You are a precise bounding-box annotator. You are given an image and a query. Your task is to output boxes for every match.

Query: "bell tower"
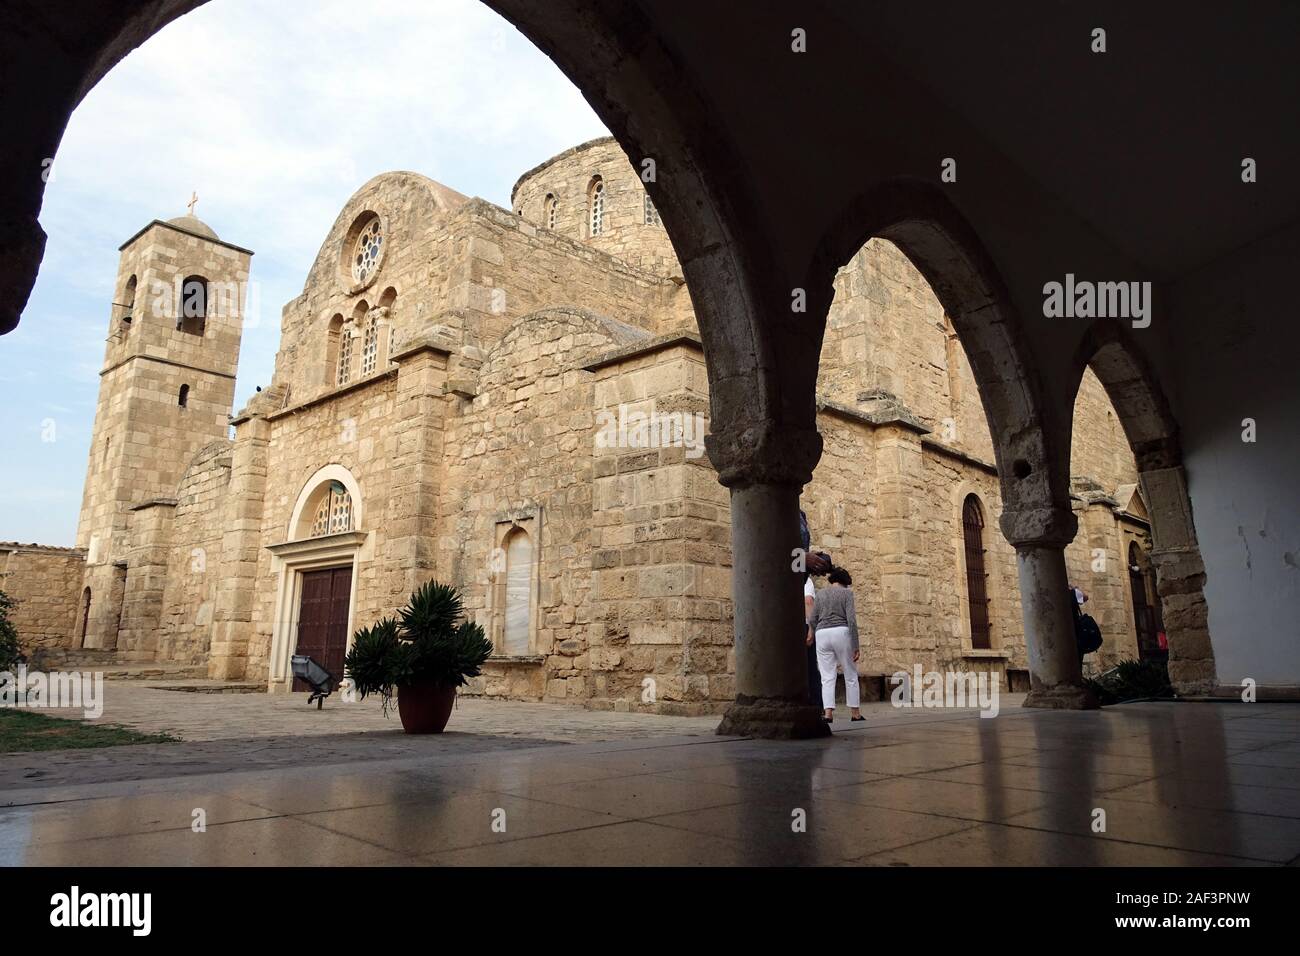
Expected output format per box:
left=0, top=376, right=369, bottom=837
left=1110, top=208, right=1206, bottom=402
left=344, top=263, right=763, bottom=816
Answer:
left=74, top=207, right=253, bottom=650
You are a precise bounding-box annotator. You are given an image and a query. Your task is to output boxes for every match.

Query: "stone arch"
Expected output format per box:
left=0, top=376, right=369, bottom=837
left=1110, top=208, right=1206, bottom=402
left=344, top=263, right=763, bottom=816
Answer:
left=476, top=305, right=648, bottom=375
left=288, top=464, right=364, bottom=542
left=1068, top=320, right=1215, bottom=693
left=811, top=179, right=1062, bottom=523
left=811, top=180, right=1094, bottom=710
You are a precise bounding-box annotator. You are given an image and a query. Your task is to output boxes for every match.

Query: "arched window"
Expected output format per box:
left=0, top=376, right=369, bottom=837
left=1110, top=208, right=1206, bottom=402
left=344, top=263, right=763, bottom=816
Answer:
left=502, top=528, right=533, bottom=656
left=77, top=587, right=92, bottom=648
left=337, top=325, right=354, bottom=385
left=119, top=275, right=137, bottom=327
left=309, top=481, right=354, bottom=537
left=178, top=383, right=190, bottom=408
left=324, top=313, right=345, bottom=387
left=962, top=494, right=992, bottom=649
left=544, top=194, right=557, bottom=230
left=643, top=192, right=659, bottom=226
left=179, top=275, right=208, bottom=335
left=361, top=314, right=379, bottom=376
left=588, top=177, right=605, bottom=236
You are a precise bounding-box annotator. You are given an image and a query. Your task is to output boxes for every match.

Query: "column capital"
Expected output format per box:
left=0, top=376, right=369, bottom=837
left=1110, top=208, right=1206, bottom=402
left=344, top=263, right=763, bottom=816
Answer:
left=999, top=506, right=1077, bottom=548
left=704, top=421, right=822, bottom=488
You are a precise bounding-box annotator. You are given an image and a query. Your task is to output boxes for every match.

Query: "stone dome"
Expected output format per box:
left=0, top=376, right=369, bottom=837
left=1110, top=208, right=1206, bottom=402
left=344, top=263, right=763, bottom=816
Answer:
left=165, top=213, right=219, bottom=241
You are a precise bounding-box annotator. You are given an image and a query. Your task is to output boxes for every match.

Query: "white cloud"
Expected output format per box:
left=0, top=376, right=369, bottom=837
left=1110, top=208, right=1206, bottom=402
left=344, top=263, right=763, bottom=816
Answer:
left=2, top=0, right=609, bottom=545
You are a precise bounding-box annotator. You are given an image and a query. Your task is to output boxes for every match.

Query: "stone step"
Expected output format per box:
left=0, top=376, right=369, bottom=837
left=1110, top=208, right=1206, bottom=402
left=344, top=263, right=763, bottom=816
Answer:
left=146, top=681, right=264, bottom=695
left=100, top=666, right=209, bottom=681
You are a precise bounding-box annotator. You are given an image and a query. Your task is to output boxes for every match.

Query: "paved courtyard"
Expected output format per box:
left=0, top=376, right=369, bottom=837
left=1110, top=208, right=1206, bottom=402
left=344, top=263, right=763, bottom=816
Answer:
left=19, top=680, right=723, bottom=743
left=2, top=695, right=1297, bottom=866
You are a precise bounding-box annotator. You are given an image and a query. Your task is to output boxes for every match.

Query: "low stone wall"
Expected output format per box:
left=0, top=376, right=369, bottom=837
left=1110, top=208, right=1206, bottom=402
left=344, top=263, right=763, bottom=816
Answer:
left=0, top=543, right=86, bottom=656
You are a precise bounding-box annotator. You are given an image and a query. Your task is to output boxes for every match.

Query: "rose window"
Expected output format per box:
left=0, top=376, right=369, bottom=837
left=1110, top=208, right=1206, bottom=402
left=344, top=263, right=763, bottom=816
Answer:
left=352, top=218, right=383, bottom=283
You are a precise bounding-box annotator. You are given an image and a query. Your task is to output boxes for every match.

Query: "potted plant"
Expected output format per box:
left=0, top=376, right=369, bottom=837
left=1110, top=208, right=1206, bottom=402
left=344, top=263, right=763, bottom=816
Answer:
left=344, top=580, right=493, bottom=733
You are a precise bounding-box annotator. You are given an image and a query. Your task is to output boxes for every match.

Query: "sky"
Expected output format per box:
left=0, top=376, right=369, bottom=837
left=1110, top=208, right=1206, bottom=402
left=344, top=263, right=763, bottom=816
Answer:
left=0, top=0, right=609, bottom=546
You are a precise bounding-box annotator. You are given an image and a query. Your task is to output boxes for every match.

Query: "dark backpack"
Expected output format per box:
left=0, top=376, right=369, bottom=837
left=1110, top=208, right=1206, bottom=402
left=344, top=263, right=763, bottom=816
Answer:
left=799, top=509, right=833, bottom=576
left=1074, top=606, right=1103, bottom=654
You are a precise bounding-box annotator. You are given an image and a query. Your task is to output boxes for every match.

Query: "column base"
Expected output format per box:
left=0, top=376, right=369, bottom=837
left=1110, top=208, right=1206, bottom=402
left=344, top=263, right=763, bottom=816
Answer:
left=716, top=695, right=832, bottom=739
left=1023, top=682, right=1099, bottom=710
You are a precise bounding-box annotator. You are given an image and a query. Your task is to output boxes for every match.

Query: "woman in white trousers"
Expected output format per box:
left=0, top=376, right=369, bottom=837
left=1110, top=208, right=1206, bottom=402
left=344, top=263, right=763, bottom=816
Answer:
left=807, top=566, right=863, bottom=723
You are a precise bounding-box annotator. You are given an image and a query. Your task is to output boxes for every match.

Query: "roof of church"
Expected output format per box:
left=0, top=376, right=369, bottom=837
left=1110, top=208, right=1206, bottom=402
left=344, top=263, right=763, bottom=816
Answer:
left=165, top=213, right=219, bottom=240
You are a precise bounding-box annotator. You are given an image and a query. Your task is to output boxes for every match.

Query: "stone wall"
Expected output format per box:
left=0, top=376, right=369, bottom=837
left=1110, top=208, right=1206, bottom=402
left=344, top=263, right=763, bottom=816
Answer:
left=438, top=309, right=632, bottom=702
left=0, top=544, right=85, bottom=655
left=246, top=372, right=401, bottom=685
left=819, top=239, right=998, bottom=462
left=152, top=442, right=233, bottom=665
left=1071, top=367, right=1140, bottom=492
left=511, top=136, right=682, bottom=278
left=586, top=336, right=729, bottom=714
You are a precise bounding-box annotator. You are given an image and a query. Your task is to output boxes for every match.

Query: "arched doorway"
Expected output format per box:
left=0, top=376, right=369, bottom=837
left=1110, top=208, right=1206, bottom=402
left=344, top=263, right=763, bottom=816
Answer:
left=1070, top=323, right=1214, bottom=692
left=1128, top=541, right=1166, bottom=663
left=266, top=466, right=367, bottom=692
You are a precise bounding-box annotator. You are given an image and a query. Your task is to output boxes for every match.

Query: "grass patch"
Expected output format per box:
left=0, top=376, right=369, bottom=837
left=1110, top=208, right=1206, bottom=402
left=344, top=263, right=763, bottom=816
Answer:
left=0, top=709, right=178, bottom=753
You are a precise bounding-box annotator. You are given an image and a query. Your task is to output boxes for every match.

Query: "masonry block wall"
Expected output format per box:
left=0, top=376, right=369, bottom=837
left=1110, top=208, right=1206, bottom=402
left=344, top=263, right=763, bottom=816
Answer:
left=0, top=139, right=1160, bottom=711
left=442, top=309, right=624, bottom=702
left=0, top=545, right=85, bottom=657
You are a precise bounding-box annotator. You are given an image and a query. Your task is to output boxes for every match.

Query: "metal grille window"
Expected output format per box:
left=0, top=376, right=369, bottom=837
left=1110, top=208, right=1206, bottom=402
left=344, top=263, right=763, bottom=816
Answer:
left=310, top=483, right=353, bottom=537
left=589, top=179, right=604, bottom=236
left=337, top=324, right=353, bottom=385
left=643, top=192, right=659, bottom=226
left=545, top=194, right=557, bottom=230
left=361, top=315, right=379, bottom=376
left=962, top=494, right=992, bottom=650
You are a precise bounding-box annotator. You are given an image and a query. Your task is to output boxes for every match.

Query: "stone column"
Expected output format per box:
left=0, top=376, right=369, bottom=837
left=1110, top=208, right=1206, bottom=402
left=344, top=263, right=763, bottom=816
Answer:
left=711, top=423, right=829, bottom=738
left=1140, top=465, right=1216, bottom=694
left=1002, top=506, right=1098, bottom=709
left=388, top=332, right=453, bottom=603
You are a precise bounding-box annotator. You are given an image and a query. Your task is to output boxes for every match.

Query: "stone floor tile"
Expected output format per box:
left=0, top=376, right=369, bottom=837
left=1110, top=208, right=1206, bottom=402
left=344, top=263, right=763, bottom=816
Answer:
left=13, top=815, right=402, bottom=866
left=859, top=823, right=1276, bottom=867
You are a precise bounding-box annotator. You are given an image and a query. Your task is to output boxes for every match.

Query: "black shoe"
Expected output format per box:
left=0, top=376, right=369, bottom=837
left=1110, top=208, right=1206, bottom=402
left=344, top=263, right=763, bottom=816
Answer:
left=851, top=716, right=865, bottom=722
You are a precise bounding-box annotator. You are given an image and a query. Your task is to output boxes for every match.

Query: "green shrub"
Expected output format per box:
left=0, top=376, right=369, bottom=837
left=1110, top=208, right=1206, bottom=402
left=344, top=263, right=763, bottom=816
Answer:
left=344, top=580, right=492, bottom=714
left=1085, top=658, right=1174, bottom=705
left=0, top=589, right=24, bottom=673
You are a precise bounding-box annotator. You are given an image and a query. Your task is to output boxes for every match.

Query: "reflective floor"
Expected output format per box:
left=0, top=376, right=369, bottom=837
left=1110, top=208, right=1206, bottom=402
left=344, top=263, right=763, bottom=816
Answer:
left=3, top=702, right=1297, bottom=866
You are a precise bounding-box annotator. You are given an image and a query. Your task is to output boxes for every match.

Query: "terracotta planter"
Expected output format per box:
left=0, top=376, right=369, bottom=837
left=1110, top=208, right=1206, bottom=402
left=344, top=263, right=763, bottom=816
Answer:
left=396, top=679, right=457, bottom=734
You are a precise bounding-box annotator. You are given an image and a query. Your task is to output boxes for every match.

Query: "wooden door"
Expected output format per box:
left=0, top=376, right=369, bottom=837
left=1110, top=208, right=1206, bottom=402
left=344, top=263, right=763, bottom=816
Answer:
left=293, top=566, right=353, bottom=691
left=1129, top=544, right=1165, bottom=661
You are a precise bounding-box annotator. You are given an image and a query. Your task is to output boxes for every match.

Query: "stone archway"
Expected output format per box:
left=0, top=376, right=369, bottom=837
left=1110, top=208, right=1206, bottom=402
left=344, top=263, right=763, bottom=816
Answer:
left=1070, top=321, right=1216, bottom=694
left=809, top=180, right=1091, bottom=710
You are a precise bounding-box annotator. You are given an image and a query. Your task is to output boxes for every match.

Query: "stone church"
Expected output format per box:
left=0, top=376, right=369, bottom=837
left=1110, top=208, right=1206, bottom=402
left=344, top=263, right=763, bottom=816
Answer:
left=1, top=137, right=1164, bottom=714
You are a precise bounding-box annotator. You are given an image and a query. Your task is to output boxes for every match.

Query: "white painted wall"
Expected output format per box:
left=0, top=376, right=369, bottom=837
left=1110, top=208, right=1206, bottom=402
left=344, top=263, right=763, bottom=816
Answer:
left=1165, top=222, right=1300, bottom=688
